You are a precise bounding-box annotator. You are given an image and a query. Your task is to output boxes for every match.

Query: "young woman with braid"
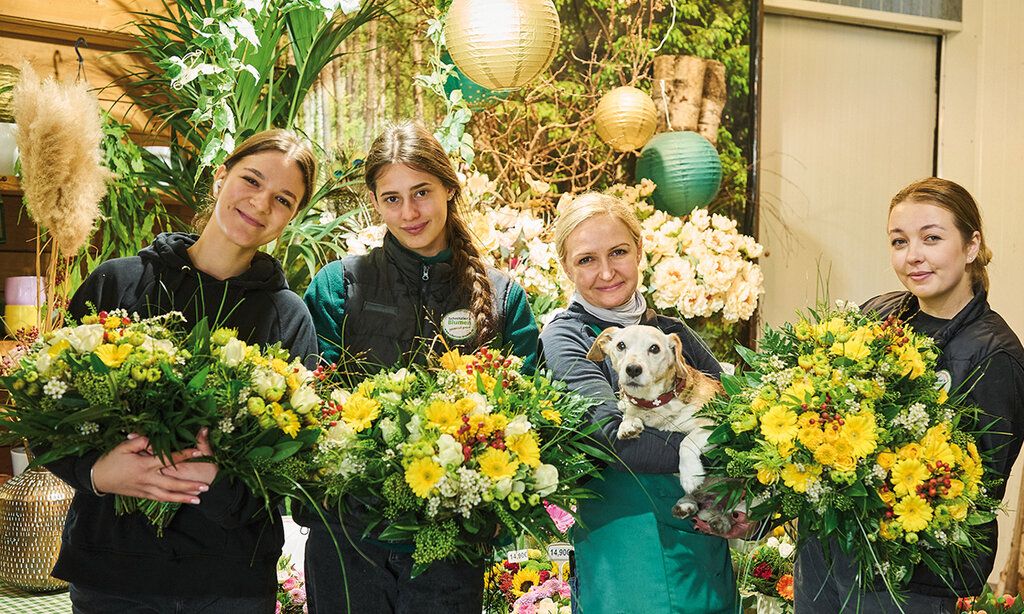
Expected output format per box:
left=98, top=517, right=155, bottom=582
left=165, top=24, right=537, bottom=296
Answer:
left=300, top=121, right=539, bottom=613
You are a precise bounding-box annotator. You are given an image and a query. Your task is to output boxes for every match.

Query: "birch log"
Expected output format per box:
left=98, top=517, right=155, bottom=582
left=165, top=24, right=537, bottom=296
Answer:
left=652, top=55, right=705, bottom=133
left=697, top=60, right=726, bottom=146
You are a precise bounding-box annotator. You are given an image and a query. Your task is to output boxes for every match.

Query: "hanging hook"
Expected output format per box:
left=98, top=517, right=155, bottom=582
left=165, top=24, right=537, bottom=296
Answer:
left=74, top=37, right=87, bottom=83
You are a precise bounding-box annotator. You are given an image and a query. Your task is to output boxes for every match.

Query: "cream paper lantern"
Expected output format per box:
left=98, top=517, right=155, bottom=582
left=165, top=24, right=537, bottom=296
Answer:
left=594, top=86, right=658, bottom=152
left=444, top=0, right=561, bottom=91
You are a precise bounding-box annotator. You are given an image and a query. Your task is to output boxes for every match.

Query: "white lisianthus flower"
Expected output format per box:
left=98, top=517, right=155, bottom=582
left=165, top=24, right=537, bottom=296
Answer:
left=379, top=417, right=401, bottom=445
left=290, top=385, right=319, bottom=415
left=533, top=464, right=559, bottom=496
left=435, top=434, right=464, bottom=468
left=330, top=388, right=350, bottom=406
left=35, top=352, right=53, bottom=374
left=67, top=324, right=104, bottom=353
left=537, top=600, right=559, bottom=614
left=220, top=337, right=247, bottom=367
left=778, top=542, right=795, bottom=559
left=505, top=414, right=533, bottom=438
left=493, top=478, right=513, bottom=499
left=326, top=420, right=355, bottom=445
left=406, top=414, right=423, bottom=442
left=255, top=370, right=286, bottom=398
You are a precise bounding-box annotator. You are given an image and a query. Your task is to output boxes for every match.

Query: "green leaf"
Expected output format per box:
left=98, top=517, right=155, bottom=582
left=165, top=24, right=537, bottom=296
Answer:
left=187, top=365, right=211, bottom=389
left=270, top=440, right=304, bottom=462
left=247, top=446, right=274, bottom=461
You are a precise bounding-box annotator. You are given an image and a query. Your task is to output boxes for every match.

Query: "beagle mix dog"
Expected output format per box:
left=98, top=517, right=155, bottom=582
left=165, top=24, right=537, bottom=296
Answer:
left=588, top=324, right=732, bottom=530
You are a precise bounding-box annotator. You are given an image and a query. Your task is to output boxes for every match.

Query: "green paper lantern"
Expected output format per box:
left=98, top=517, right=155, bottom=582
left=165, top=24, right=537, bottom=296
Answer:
left=635, top=131, right=722, bottom=216
left=441, top=52, right=509, bottom=109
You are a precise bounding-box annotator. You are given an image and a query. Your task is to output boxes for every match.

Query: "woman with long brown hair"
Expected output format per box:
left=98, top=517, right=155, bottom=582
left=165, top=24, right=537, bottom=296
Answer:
left=300, top=121, right=539, bottom=613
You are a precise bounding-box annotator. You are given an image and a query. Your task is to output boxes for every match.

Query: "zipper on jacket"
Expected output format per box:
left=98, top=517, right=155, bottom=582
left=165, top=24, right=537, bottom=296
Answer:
left=421, top=265, right=429, bottom=282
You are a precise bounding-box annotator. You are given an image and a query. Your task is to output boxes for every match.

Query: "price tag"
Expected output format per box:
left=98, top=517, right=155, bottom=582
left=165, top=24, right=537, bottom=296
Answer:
left=547, top=542, right=573, bottom=562
left=506, top=549, right=529, bottom=564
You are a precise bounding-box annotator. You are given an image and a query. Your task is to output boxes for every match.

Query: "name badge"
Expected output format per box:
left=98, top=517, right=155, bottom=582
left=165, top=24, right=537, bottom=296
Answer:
left=935, top=369, right=952, bottom=392
left=441, top=309, right=476, bottom=342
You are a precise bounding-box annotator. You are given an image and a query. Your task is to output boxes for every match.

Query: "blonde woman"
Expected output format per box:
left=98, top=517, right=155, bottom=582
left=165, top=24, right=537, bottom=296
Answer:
left=539, top=193, right=736, bottom=613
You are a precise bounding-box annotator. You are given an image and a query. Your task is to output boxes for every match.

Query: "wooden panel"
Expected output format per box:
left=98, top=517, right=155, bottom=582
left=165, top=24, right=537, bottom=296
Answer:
left=758, top=15, right=938, bottom=328
left=0, top=0, right=169, bottom=37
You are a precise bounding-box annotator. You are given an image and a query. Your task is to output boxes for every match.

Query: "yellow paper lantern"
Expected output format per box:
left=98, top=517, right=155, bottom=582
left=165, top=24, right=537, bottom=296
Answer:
left=594, top=86, right=658, bottom=152
left=445, top=0, right=561, bottom=91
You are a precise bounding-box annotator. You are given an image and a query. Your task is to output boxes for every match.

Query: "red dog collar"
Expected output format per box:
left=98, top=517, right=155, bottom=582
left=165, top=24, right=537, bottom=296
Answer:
left=624, top=377, right=686, bottom=409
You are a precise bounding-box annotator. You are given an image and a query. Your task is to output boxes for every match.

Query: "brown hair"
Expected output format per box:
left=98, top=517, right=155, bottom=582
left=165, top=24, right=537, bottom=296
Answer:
left=193, top=129, right=318, bottom=233
left=890, top=177, right=991, bottom=291
left=553, top=192, right=643, bottom=266
left=364, top=121, right=497, bottom=343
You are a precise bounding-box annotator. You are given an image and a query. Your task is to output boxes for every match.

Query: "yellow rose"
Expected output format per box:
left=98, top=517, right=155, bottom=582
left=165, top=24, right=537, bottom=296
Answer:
left=943, top=479, right=965, bottom=500
left=876, top=451, right=896, bottom=470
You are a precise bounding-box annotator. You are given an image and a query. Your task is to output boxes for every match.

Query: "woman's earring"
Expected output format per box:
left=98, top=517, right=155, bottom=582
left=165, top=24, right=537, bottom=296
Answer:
left=214, top=180, right=222, bottom=195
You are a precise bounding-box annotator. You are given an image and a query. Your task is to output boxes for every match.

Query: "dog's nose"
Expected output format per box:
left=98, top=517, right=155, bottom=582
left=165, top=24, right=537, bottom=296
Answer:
left=625, top=364, right=643, bottom=378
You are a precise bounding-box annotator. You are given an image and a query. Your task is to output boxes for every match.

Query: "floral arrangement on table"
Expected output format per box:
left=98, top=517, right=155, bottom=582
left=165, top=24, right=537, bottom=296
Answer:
left=700, top=301, right=1000, bottom=594
left=0, top=311, right=324, bottom=532
left=733, top=527, right=795, bottom=613
left=957, top=587, right=1022, bottom=613
left=276, top=555, right=308, bottom=614
left=483, top=546, right=572, bottom=613
left=304, top=348, right=601, bottom=575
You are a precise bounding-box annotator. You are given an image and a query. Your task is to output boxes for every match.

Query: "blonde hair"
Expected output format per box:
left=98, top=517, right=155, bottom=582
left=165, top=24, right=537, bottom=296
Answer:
left=890, top=177, right=991, bottom=292
left=193, top=129, right=318, bottom=233
left=554, top=192, right=643, bottom=266
left=364, top=121, right=497, bottom=343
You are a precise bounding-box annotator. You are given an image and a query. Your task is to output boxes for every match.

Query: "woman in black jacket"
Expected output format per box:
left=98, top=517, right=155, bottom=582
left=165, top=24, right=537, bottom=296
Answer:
left=47, top=129, right=319, bottom=613
left=795, top=177, right=1024, bottom=613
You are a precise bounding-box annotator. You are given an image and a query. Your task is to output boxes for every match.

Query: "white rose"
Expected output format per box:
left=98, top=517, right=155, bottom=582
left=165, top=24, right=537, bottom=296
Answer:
left=220, top=337, right=246, bottom=368
left=69, top=324, right=105, bottom=353
left=434, top=434, right=464, bottom=468
left=255, top=370, right=286, bottom=397
left=379, top=417, right=400, bottom=444
left=330, top=388, right=350, bottom=406
left=505, top=415, right=533, bottom=438
left=766, top=536, right=780, bottom=549
left=493, top=478, right=513, bottom=499
left=290, top=385, right=320, bottom=415
left=537, top=600, right=558, bottom=614
left=35, top=352, right=53, bottom=374
left=778, top=542, right=795, bottom=559
left=533, top=464, right=559, bottom=496
left=326, top=420, right=355, bottom=445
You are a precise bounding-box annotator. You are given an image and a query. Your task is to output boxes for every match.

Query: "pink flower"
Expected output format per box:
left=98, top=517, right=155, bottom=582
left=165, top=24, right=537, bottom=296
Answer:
left=290, top=587, right=306, bottom=604
left=544, top=503, right=575, bottom=533
left=275, top=601, right=282, bottom=614
left=282, top=577, right=298, bottom=591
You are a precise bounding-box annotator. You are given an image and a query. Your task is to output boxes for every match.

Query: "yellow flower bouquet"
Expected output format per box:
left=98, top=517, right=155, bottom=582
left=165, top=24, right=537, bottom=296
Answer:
left=0, top=310, right=324, bottom=532
left=305, top=348, right=602, bottom=575
left=700, top=301, right=1000, bottom=592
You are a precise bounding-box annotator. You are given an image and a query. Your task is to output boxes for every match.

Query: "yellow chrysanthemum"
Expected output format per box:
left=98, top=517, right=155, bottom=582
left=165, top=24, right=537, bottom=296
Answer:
left=961, top=455, right=983, bottom=490
left=275, top=410, right=301, bottom=437
left=894, top=495, right=933, bottom=532
left=512, top=567, right=541, bottom=597
left=840, top=413, right=877, bottom=458
left=465, top=372, right=497, bottom=393
left=813, top=317, right=849, bottom=340
left=342, top=393, right=380, bottom=433
left=94, top=343, right=132, bottom=368
left=477, top=448, right=519, bottom=480
left=270, top=358, right=290, bottom=376
left=438, top=349, right=473, bottom=373
left=756, top=465, right=780, bottom=485
left=945, top=500, right=969, bottom=521
left=797, top=426, right=824, bottom=451
left=781, top=463, right=822, bottom=493
left=750, top=396, right=771, bottom=415
left=813, top=443, right=838, bottom=467
left=485, top=413, right=510, bottom=434
left=425, top=400, right=462, bottom=434
left=541, top=409, right=562, bottom=425
left=920, top=425, right=956, bottom=468
left=894, top=343, right=926, bottom=379
left=405, top=457, right=444, bottom=498
left=775, top=439, right=795, bottom=459
left=890, top=459, right=930, bottom=497
left=782, top=379, right=815, bottom=405
left=507, top=433, right=541, bottom=468
left=455, top=397, right=477, bottom=416
left=937, top=387, right=949, bottom=405
left=356, top=380, right=376, bottom=396
left=760, top=406, right=799, bottom=445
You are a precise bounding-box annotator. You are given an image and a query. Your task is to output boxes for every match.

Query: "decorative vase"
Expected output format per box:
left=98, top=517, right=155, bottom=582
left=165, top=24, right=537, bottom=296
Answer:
left=634, top=130, right=722, bottom=216
left=594, top=86, right=658, bottom=152
left=4, top=275, right=45, bottom=306
left=0, top=466, right=74, bottom=591
left=444, top=0, right=561, bottom=91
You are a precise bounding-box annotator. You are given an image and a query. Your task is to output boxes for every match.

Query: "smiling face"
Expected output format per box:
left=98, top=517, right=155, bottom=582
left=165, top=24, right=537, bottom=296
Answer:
left=562, top=214, right=642, bottom=309
left=888, top=200, right=980, bottom=317
left=370, top=163, right=452, bottom=257
left=209, top=151, right=305, bottom=249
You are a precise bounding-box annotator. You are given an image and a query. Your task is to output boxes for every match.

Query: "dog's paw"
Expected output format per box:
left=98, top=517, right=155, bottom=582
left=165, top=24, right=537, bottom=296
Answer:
left=679, top=473, right=706, bottom=494
left=616, top=420, right=644, bottom=440
left=672, top=497, right=699, bottom=519
left=698, top=509, right=735, bottom=536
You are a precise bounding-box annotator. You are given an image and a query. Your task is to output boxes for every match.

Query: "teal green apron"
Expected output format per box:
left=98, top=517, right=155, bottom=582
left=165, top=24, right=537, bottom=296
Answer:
left=573, top=470, right=737, bottom=614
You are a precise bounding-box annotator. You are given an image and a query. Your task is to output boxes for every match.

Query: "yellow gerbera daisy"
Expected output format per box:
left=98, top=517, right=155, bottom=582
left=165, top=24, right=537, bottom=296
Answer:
left=405, top=457, right=444, bottom=498
left=477, top=448, right=519, bottom=480
left=890, top=458, right=930, bottom=497
left=507, top=433, right=541, bottom=468
left=893, top=495, right=933, bottom=532
left=781, top=463, right=821, bottom=493
left=840, top=413, right=877, bottom=458
left=425, top=400, right=461, bottom=434
left=760, top=406, right=799, bottom=446
left=541, top=409, right=562, bottom=425
left=341, top=393, right=380, bottom=433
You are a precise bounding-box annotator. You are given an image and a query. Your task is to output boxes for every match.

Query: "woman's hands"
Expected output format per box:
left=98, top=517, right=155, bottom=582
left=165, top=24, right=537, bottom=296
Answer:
left=90, top=429, right=218, bottom=504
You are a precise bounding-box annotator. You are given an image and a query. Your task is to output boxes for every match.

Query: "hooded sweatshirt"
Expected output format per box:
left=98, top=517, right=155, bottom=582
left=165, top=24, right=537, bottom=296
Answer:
left=46, top=232, right=317, bottom=598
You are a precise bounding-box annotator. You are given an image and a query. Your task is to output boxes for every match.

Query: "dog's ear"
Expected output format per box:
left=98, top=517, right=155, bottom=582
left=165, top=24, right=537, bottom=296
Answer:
left=670, top=333, right=690, bottom=384
left=587, top=328, right=616, bottom=362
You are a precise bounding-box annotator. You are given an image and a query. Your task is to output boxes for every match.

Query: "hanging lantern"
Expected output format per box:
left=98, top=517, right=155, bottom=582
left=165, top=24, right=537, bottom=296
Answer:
left=444, top=0, right=561, bottom=91
left=441, top=52, right=509, bottom=109
left=594, top=86, right=658, bottom=152
left=635, top=131, right=722, bottom=216
left=0, top=467, right=74, bottom=591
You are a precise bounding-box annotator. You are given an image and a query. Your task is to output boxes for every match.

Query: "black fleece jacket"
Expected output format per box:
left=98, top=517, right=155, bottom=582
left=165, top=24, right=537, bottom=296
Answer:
left=46, top=232, right=317, bottom=598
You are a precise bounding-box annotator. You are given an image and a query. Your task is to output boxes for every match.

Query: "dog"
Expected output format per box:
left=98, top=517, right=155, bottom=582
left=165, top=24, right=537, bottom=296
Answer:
left=587, top=324, right=734, bottom=532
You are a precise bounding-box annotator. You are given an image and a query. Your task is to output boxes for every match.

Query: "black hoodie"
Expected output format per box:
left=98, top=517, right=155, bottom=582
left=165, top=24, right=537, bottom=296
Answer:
left=46, top=232, right=317, bottom=598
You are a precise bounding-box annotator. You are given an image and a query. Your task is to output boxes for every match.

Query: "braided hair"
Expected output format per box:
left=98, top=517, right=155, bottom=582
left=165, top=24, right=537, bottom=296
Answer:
left=364, top=121, right=497, bottom=344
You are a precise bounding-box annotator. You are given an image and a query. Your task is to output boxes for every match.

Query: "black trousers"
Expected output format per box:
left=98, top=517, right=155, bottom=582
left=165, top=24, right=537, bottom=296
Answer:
left=70, top=583, right=275, bottom=614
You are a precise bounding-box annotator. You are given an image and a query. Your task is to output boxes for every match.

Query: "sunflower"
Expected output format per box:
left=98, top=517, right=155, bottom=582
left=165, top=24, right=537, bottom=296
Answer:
left=760, top=405, right=799, bottom=446
left=341, top=394, right=380, bottom=433
left=405, top=457, right=444, bottom=498
left=511, top=567, right=540, bottom=597
left=840, top=412, right=878, bottom=458
left=890, top=458, right=930, bottom=497
left=893, top=495, right=933, bottom=532
left=477, top=448, right=519, bottom=480
left=507, top=433, right=541, bottom=468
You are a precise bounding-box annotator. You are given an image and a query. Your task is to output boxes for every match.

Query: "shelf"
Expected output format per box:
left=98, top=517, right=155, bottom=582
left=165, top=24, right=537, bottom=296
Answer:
left=0, top=177, right=19, bottom=196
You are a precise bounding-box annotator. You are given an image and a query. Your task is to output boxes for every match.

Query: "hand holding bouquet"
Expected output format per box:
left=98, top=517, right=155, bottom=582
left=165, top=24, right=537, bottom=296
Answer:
left=700, top=301, right=1000, bottom=592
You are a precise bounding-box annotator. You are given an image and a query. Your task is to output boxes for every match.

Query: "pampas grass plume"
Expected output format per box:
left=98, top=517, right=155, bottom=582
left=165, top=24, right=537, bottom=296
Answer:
left=13, top=63, right=108, bottom=255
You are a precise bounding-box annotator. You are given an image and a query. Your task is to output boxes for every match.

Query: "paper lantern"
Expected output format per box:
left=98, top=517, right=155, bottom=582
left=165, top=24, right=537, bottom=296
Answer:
left=594, top=86, right=658, bottom=152
left=441, top=52, right=509, bottom=109
left=444, top=0, right=561, bottom=91
left=635, top=131, right=722, bottom=216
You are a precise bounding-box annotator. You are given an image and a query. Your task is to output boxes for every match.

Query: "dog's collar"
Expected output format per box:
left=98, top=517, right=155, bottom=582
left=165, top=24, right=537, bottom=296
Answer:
left=624, top=378, right=686, bottom=409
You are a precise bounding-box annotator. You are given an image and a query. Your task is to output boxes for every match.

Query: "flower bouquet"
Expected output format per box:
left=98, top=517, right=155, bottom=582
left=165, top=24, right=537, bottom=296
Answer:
left=958, top=587, right=1022, bottom=613
left=276, top=555, right=308, bottom=614
left=0, top=310, right=324, bottom=532
left=733, top=527, right=795, bottom=614
left=484, top=547, right=571, bottom=613
left=307, top=348, right=602, bottom=575
left=700, top=301, right=1000, bottom=593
